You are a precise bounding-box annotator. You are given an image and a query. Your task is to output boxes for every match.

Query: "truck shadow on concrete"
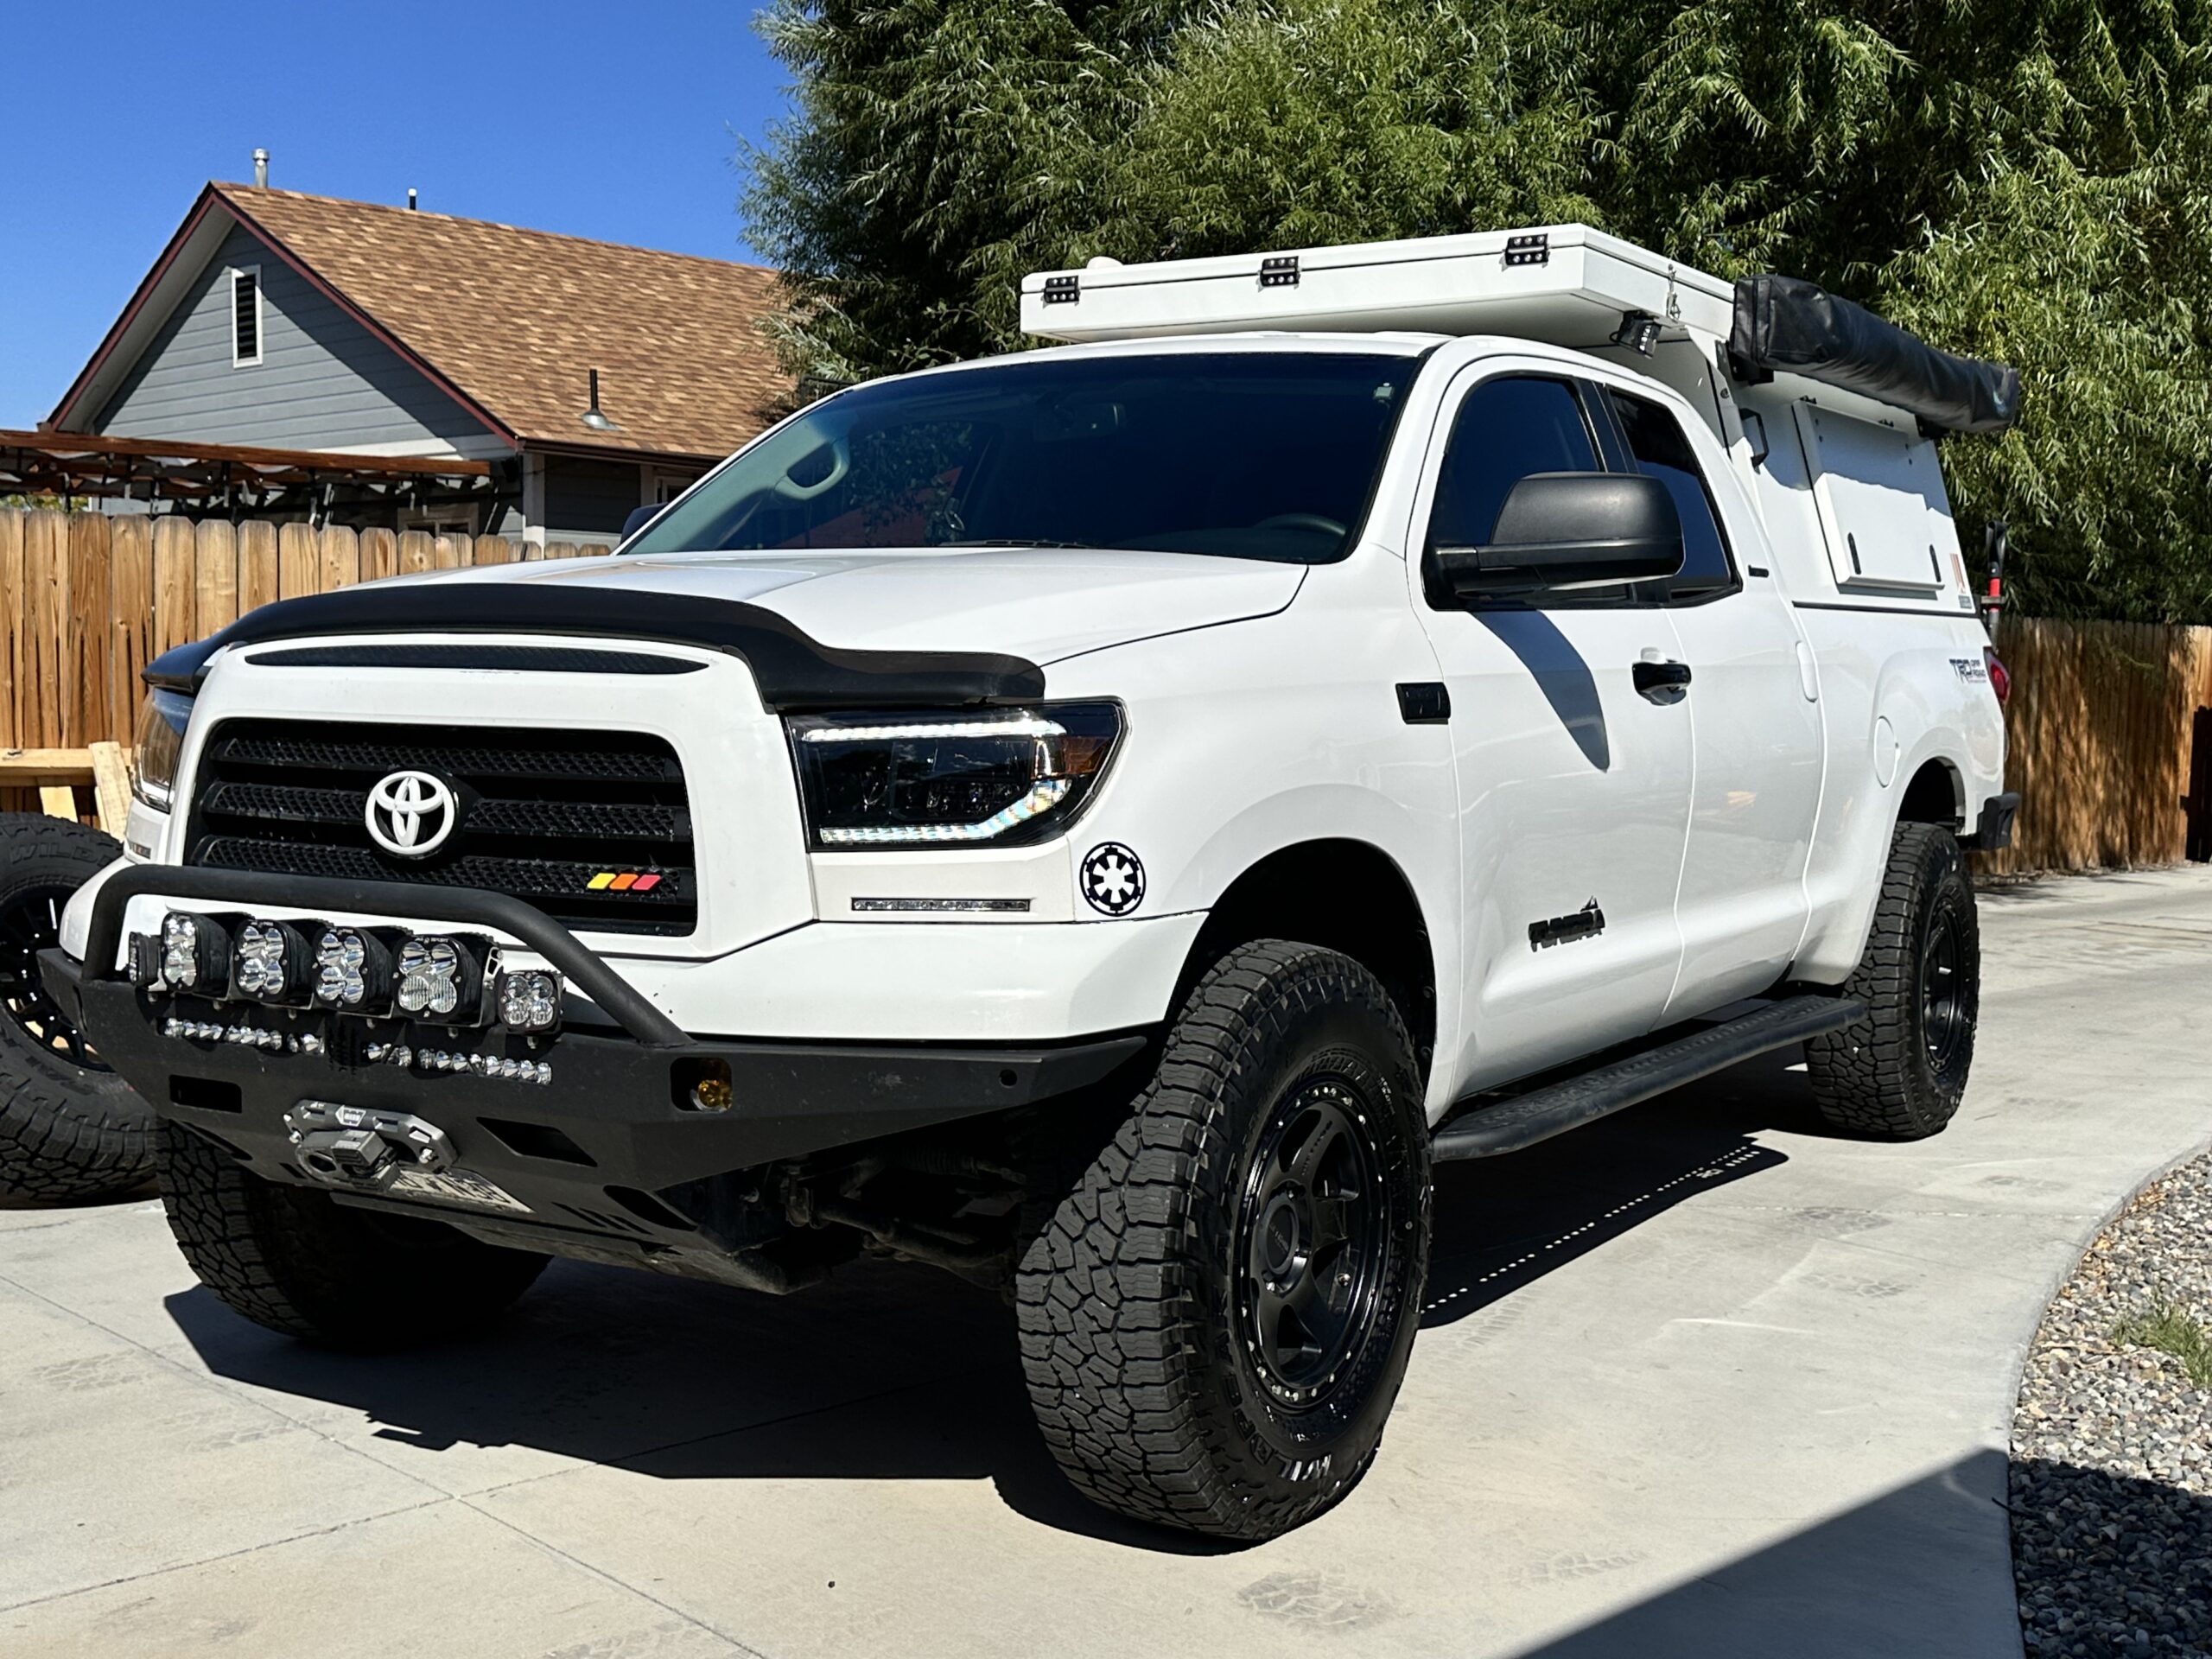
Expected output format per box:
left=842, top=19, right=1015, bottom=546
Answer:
left=165, top=1048, right=1831, bottom=1551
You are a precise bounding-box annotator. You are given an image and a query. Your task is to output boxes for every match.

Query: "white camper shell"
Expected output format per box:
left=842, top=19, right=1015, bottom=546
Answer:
left=1023, top=224, right=1986, bottom=615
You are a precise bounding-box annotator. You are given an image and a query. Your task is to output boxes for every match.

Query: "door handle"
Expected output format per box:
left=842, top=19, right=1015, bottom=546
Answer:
left=1633, top=660, right=1693, bottom=699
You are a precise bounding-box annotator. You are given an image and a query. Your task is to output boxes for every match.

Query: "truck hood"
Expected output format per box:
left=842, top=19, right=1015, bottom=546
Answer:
left=384, top=546, right=1306, bottom=665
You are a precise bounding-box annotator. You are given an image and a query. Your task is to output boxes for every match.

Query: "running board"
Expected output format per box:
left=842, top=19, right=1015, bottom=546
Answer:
left=1429, top=995, right=1865, bottom=1162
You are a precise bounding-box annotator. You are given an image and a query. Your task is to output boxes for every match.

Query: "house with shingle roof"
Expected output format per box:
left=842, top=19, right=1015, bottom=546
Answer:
left=41, top=178, right=793, bottom=543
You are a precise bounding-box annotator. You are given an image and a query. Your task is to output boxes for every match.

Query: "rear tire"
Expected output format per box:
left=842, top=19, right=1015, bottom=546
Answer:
left=1806, top=821, right=1980, bottom=1139
left=0, top=815, right=152, bottom=1202
left=158, top=1123, right=548, bottom=1348
left=1016, top=940, right=1431, bottom=1540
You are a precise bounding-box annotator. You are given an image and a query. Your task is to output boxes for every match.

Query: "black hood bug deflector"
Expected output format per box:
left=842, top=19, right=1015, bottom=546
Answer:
left=142, top=580, right=1047, bottom=711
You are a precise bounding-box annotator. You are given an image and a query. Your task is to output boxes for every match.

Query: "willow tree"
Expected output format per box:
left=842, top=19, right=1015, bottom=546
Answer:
left=745, top=0, right=2212, bottom=620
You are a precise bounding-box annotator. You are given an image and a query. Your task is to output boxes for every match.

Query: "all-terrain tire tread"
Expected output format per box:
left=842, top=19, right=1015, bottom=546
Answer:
left=0, top=816, right=150, bottom=1202
left=1805, top=821, right=1977, bottom=1139
left=1014, top=940, right=1423, bottom=1540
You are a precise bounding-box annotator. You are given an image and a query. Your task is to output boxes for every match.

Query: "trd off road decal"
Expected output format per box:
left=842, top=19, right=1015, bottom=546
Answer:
left=1950, top=657, right=1989, bottom=683
left=1080, top=843, right=1145, bottom=916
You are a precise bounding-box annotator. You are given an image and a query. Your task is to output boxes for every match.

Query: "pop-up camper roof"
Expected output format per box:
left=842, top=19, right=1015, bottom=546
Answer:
left=1021, top=224, right=2018, bottom=438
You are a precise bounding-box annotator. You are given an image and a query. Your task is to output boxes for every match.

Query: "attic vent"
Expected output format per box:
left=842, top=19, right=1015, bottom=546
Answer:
left=230, top=268, right=262, bottom=367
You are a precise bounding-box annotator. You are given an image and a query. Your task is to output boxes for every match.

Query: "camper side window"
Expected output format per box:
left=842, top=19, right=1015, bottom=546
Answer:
left=1604, top=389, right=1736, bottom=602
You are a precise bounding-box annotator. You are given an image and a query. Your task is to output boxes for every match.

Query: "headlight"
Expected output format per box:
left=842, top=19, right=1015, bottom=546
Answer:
left=131, top=690, right=194, bottom=810
left=786, top=702, right=1122, bottom=849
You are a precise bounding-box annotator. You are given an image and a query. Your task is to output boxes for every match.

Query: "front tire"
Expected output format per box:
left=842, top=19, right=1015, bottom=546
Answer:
left=158, top=1124, right=548, bottom=1349
left=1016, top=941, right=1431, bottom=1540
left=1806, top=821, right=1980, bottom=1139
left=0, top=815, right=153, bottom=1202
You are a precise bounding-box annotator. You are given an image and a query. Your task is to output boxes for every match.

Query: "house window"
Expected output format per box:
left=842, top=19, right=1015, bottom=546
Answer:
left=230, top=267, right=262, bottom=366
left=650, top=470, right=700, bottom=505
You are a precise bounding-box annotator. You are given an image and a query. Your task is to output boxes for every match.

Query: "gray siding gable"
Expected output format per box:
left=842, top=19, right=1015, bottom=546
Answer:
left=94, top=223, right=505, bottom=458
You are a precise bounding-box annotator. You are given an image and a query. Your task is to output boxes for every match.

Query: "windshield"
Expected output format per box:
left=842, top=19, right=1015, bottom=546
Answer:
left=626, top=352, right=1421, bottom=563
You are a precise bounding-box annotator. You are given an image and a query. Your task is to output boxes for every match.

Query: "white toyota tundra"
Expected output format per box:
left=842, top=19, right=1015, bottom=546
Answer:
left=41, top=226, right=2021, bottom=1540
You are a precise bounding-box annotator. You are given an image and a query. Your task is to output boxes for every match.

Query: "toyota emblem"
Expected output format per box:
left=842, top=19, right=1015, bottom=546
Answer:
left=365, top=770, right=459, bottom=858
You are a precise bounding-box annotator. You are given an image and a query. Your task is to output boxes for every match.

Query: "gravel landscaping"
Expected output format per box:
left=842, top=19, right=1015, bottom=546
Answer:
left=2013, top=1148, right=2212, bottom=1656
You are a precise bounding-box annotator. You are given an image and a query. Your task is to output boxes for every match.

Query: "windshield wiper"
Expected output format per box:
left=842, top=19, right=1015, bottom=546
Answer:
left=937, top=537, right=1096, bottom=550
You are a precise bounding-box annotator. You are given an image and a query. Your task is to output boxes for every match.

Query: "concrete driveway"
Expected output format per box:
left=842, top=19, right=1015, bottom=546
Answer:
left=3, top=868, right=2208, bottom=1658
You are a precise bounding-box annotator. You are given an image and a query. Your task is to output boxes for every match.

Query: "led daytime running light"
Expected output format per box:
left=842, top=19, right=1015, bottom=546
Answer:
left=798, top=715, right=1065, bottom=745
left=817, top=778, right=1071, bottom=844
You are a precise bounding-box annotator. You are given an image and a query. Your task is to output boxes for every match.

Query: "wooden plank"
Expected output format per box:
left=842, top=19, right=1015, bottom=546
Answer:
left=277, top=521, right=320, bottom=599
left=107, top=518, right=154, bottom=742
left=67, top=512, right=110, bottom=747
left=471, top=534, right=516, bottom=566
left=319, top=524, right=361, bottom=589
left=89, top=740, right=130, bottom=837
left=0, top=748, right=95, bottom=784
left=151, top=516, right=197, bottom=656
left=433, top=531, right=467, bottom=570
left=238, top=518, right=280, bottom=616
left=23, top=510, right=68, bottom=749
left=194, top=518, right=238, bottom=634
left=40, top=783, right=78, bottom=821
left=397, top=530, right=436, bottom=576
left=0, top=508, right=23, bottom=749
left=0, top=428, right=493, bottom=478
left=359, top=526, right=397, bottom=584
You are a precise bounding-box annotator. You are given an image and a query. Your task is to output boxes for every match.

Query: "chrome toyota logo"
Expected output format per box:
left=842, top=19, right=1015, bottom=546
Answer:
left=365, top=771, right=458, bottom=858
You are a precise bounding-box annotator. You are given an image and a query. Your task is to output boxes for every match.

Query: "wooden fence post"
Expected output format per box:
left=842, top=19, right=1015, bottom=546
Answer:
left=151, top=516, right=198, bottom=658
left=194, top=518, right=238, bottom=635
left=277, top=521, right=320, bottom=599
left=359, top=526, right=397, bottom=583
left=238, top=519, right=279, bottom=617
left=320, top=524, right=361, bottom=589
left=108, top=518, right=154, bottom=742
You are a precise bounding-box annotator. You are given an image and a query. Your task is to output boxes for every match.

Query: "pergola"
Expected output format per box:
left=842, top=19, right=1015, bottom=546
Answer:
left=0, top=429, right=510, bottom=525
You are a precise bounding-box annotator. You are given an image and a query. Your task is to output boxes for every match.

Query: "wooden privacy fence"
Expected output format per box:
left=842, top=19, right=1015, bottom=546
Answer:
left=0, top=509, right=2207, bottom=874
left=1978, top=614, right=2212, bottom=876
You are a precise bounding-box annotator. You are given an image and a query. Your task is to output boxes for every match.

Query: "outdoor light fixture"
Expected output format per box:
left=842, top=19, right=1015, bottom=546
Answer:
left=312, top=926, right=393, bottom=1011
left=232, top=918, right=313, bottom=1004
left=495, top=969, right=563, bottom=1033
left=157, top=912, right=229, bottom=993
left=394, top=936, right=483, bottom=1020
left=1611, top=309, right=1663, bottom=357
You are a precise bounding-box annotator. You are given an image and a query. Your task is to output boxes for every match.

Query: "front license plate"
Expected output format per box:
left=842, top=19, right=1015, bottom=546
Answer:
left=386, top=1166, right=532, bottom=1214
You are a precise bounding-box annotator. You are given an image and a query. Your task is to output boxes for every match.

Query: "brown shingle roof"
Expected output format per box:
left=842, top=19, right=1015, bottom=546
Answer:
left=217, top=183, right=791, bottom=461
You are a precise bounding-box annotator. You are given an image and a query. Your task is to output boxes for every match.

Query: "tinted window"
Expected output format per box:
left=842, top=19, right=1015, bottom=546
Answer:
left=1427, top=377, right=1599, bottom=550
left=626, top=353, right=1421, bottom=564
left=1606, top=390, right=1735, bottom=599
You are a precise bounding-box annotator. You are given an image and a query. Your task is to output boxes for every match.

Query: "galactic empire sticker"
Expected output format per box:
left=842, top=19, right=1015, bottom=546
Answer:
left=1080, top=842, right=1146, bottom=916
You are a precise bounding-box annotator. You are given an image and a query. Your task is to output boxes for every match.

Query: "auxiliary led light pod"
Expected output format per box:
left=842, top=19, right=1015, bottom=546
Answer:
left=155, top=912, right=230, bottom=993
left=395, top=935, right=483, bottom=1020
left=312, top=926, right=394, bottom=1011
left=495, top=969, right=563, bottom=1033
left=233, top=918, right=314, bottom=1005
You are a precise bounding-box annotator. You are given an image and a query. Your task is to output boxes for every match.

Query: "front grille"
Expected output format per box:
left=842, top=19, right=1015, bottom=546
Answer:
left=188, top=721, right=696, bottom=935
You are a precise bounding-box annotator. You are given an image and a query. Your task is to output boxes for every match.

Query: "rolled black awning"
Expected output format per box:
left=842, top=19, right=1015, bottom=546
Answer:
left=1727, top=276, right=2021, bottom=436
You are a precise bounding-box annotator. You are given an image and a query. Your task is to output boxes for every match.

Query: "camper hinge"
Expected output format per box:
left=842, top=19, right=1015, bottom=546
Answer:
left=1504, top=233, right=1550, bottom=268
left=1042, top=274, right=1081, bottom=306
left=1259, top=255, right=1300, bottom=289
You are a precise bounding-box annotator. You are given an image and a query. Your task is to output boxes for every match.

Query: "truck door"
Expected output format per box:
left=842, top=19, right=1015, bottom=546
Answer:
left=1590, top=381, right=1825, bottom=1017
left=1408, top=366, right=1694, bottom=1091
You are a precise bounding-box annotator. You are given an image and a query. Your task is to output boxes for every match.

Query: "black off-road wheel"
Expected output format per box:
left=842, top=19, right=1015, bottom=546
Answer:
left=1806, top=821, right=1980, bottom=1139
left=0, top=814, right=154, bottom=1203
left=159, top=1124, right=549, bottom=1349
left=1017, top=940, right=1431, bottom=1541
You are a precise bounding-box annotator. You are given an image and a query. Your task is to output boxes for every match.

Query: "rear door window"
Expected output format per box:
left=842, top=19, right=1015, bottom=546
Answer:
left=1604, top=390, right=1738, bottom=602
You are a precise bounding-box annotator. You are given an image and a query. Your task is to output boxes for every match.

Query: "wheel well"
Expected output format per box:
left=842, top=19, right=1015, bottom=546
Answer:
left=1179, top=840, right=1436, bottom=1076
left=1897, top=759, right=1963, bottom=829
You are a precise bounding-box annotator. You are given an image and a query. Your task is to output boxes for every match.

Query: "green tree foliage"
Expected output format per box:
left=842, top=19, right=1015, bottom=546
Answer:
left=747, top=0, right=2212, bottom=620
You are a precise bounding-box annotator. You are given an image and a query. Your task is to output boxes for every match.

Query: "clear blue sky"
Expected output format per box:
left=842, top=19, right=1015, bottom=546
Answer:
left=0, top=0, right=789, bottom=429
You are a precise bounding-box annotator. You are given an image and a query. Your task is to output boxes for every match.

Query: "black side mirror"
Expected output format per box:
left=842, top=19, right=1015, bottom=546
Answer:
left=1434, top=472, right=1683, bottom=598
left=620, top=503, right=663, bottom=543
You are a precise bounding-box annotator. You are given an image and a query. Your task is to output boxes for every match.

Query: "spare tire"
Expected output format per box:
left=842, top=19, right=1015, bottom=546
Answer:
left=0, top=814, right=153, bottom=1202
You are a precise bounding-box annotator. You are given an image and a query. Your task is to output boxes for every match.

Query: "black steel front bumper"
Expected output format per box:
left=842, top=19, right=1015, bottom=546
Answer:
left=51, top=866, right=1145, bottom=1262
